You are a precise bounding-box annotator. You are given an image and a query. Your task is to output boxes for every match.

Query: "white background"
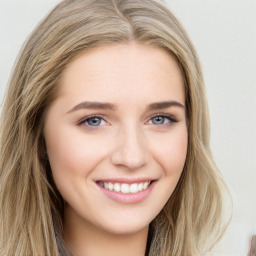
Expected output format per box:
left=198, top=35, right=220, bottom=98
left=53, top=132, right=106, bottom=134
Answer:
left=0, top=1, right=255, bottom=255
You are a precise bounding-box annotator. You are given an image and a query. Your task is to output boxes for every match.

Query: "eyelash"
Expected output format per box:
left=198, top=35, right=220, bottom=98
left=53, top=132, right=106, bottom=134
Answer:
left=77, top=115, right=107, bottom=130
left=147, top=114, right=177, bottom=126
left=77, top=113, right=177, bottom=130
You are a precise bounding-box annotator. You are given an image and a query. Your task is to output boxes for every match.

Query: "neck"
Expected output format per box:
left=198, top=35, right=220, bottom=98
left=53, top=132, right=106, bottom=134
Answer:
left=63, top=208, right=149, bottom=256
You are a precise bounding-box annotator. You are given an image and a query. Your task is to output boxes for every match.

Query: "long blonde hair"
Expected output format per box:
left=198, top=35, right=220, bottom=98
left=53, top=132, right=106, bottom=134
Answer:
left=0, top=0, right=230, bottom=255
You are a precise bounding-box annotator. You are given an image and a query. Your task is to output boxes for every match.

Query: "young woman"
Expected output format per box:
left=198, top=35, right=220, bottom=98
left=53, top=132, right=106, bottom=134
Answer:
left=0, top=0, right=230, bottom=255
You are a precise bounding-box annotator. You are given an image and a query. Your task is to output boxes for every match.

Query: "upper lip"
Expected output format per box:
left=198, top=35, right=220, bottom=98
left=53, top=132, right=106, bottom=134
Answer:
left=96, top=178, right=156, bottom=184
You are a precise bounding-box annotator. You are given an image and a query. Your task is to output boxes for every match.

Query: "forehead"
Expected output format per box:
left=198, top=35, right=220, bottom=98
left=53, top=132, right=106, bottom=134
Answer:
left=58, top=43, right=185, bottom=105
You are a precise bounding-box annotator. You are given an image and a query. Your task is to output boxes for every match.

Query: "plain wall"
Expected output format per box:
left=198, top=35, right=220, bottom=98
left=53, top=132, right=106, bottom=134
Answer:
left=0, top=1, right=255, bottom=255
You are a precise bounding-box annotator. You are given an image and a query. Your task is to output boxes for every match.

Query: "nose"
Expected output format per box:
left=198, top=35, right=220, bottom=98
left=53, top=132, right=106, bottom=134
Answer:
left=110, top=125, right=149, bottom=170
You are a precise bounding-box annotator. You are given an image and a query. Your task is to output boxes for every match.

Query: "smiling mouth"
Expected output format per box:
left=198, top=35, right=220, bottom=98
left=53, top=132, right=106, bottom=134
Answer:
left=97, top=181, right=153, bottom=194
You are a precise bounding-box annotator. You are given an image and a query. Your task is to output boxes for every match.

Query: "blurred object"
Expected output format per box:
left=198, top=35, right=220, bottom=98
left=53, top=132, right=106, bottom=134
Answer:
left=249, top=235, right=256, bottom=256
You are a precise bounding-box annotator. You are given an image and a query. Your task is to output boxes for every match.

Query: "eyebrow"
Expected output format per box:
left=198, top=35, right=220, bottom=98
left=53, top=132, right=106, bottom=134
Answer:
left=67, top=101, right=118, bottom=113
left=147, top=101, right=184, bottom=111
left=67, top=100, right=184, bottom=114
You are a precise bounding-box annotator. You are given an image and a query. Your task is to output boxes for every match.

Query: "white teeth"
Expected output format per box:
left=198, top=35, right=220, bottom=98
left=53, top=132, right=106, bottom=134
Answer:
left=121, top=184, right=130, bottom=193
left=143, top=182, right=150, bottom=189
left=130, top=183, right=139, bottom=193
left=108, top=183, right=114, bottom=191
left=101, top=181, right=151, bottom=194
left=138, top=183, right=143, bottom=191
left=114, top=183, right=121, bottom=192
left=104, top=182, right=109, bottom=190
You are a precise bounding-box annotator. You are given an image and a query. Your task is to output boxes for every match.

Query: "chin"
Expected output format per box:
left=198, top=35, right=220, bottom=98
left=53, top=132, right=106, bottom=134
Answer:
left=96, top=217, right=151, bottom=236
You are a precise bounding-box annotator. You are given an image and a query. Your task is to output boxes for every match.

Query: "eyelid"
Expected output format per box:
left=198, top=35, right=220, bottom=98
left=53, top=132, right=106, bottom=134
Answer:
left=146, top=113, right=178, bottom=124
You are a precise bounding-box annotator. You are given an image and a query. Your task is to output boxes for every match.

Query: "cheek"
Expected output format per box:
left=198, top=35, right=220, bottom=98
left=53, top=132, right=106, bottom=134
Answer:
left=45, top=128, right=103, bottom=191
left=150, top=128, right=188, bottom=177
left=147, top=127, right=187, bottom=216
left=45, top=134, right=81, bottom=199
left=45, top=129, right=110, bottom=207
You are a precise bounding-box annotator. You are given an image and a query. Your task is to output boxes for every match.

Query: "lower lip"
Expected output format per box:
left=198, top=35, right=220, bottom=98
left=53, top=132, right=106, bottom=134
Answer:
left=97, top=181, right=156, bottom=204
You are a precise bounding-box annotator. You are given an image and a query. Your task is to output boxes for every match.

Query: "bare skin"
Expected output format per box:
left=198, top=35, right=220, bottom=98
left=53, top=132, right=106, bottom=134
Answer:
left=63, top=207, right=148, bottom=256
left=44, top=43, right=187, bottom=256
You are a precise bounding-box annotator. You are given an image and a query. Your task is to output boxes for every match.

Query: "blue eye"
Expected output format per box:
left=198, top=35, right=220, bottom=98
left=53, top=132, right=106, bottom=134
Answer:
left=149, top=115, right=177, bottom=125
left=85, top=117, right=105, bottom=126
left=78, top=116, right=107, bottom=128
left=151, top=116, right=166, bottom=125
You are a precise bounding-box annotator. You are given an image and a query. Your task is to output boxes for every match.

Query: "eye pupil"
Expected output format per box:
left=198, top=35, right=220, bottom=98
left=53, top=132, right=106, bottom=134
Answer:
left=88, top=117, right=101, bottom=126
left=152, top=116, right=165, bottom=124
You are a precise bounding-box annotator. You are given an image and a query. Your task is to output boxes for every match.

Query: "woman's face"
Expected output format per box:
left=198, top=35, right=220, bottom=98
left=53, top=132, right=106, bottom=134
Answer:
left=44, top=43, right=187, bottom=235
